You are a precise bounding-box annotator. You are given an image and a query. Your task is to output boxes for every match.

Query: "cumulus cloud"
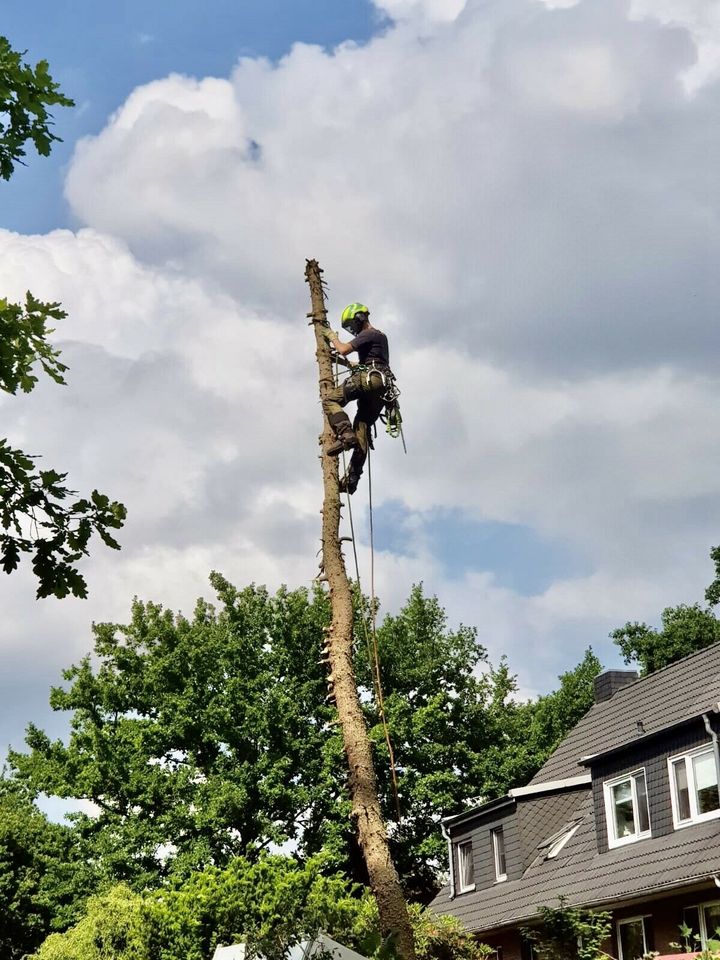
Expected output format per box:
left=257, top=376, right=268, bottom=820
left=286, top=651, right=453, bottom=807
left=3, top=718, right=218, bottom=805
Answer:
left=3, top=0, right=720, bottom=754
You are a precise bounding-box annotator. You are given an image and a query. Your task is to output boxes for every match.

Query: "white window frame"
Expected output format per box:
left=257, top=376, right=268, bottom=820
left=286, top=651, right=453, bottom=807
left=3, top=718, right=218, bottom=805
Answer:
left=684, top=899, right=720, bottom=949
left=546, top=822, right=581, bottom=859
left=668, top=744, right=720, bottom=829
left=617, top=916, right=648, bottom=960
left=603, top=768, right=652, bottom=848
left=456, top=839, right=475, bottom=893
left=492, top=826, right=508, bottom=882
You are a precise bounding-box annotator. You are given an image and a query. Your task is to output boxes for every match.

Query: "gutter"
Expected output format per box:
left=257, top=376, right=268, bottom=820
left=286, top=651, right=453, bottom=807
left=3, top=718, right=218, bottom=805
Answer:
left=441, top=821, right=455, bottom=900
left=509, top=774, right=590, bottom=798
left=702, top=708, right=720, bottom=805
left=441, top=795, right=514, bottom=830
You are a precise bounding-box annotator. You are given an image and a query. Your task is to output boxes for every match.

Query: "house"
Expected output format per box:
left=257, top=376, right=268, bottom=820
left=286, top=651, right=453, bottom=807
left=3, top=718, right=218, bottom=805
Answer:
left=431, top=643, right=720, bottom=959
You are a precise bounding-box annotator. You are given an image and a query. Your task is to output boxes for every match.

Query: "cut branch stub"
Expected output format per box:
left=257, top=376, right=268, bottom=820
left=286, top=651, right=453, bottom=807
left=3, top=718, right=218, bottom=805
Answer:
left=304, top=258, right=416, bottom=960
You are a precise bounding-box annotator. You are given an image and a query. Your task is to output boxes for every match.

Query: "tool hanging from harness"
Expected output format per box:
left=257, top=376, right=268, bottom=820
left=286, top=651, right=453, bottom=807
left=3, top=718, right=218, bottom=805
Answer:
left=355, top=361, right=407, bottom=454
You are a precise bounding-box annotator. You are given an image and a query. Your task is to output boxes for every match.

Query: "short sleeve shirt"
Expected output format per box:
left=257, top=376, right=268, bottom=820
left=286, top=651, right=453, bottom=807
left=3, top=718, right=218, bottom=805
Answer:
left=349, top=328, right=390, bottom=366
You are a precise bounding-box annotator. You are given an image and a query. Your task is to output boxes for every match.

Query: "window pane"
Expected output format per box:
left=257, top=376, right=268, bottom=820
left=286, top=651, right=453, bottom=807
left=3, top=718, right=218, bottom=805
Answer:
left=683, top=907, right=701, bottom=946
left=704, top=904, right=720, bottom=945
left=673, top=759, right=692, bottom=821
left=635, top=772, right=650, bottom=833
left=619, top=919, right=646, bottom=960
left=493, top=827, right=507, bottom=878
left=458, top=842, right=474, bottom=888
left=612, top=779, right=636, bottom=837
left=693, top=752, right=720, bottom=816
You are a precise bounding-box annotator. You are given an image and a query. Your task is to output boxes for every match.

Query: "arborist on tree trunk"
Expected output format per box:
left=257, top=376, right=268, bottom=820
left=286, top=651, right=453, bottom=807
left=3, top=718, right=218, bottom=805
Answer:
left=321, top=303, right=395, bottom=495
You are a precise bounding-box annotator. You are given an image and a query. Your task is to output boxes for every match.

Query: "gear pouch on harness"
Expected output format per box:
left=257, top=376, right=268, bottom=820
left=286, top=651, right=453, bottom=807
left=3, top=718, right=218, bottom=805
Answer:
left=372, top=365, right=405, bottom=445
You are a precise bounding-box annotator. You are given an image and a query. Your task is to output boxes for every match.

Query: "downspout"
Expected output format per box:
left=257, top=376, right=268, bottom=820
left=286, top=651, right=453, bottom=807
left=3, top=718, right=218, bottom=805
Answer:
left=702, top=710, right=720, bottom=805
left=441, top=821, right=455, bottom=900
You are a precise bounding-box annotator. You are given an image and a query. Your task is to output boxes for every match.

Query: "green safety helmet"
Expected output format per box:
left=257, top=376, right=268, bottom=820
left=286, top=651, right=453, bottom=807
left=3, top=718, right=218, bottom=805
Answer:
left=341, top=302, right=370, bottom=335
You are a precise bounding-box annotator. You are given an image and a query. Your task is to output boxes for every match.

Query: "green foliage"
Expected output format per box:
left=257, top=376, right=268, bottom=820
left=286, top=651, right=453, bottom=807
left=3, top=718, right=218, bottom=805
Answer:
left=156, top=853, right=371, bottom=960
left=407, top=904, right=495, bottom=960
left=357, top=586, right=517, bottom=898
left=33, top=857, right=370, bottom=960
left=32, top=859, right=488, bottom=960
left=668, top=919, right=720, bottom=957
left=0, top=39, right=125, bottom=598
left=0, top=778, right=95, bottom=959
left=0, top=293, right=68, bottom=393
left=11, top=579, right=599, bottom=901
left=612, top=603, right=720, bottom=675
left=478, top=649, right=601, bottom=796
left=33, top=885, right=154, bottom=960
left=0, top=438, right=127, bottom=598
left=611, top=544, right=720, bottom=675
left=11, top=578, right=338, bottom=887
left=0, top=35, right=74, bottom=179
left=704, top=544, right=720, bottom=608
left=521, top=898, right=612, bottom=960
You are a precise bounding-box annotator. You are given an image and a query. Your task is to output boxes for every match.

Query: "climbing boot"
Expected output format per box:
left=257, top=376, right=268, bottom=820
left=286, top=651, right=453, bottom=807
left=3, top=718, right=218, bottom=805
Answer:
left=327, top=428, right=359, bottom=457
left=339, top=470, right=359, bottom=495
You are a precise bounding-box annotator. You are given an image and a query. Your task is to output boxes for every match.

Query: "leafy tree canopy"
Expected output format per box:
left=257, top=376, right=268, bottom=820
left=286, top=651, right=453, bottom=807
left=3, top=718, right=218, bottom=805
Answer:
left=0, top=35, right=73, bottom=179
left=0, top=778, right=95, bottom=960
left=612, top=544, right=720, bottom=675
left=33, top=855, right=486, bottom=960
left=1, top=39, right=126, bottom=598
left=10, top=578, right=600, bottom=903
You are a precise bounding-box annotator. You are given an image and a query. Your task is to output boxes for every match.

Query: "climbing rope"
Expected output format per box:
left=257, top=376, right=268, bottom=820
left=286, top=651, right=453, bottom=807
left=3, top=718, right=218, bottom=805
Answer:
left=334, top=357, right=402, bottom=821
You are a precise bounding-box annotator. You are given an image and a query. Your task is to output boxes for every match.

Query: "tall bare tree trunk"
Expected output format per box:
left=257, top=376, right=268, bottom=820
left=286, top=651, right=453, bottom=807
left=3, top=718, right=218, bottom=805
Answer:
left=305, top=259, right=416, bottom=960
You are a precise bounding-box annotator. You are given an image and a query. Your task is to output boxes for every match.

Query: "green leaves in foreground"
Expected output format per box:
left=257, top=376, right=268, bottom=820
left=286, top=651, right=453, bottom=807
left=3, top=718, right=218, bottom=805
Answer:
left=0, top=294, right=69, bottom=394
left=0, top=35, right=74, bottom=180
left=1, top=39, right=124, bottom=598
left=0, top=445, right=126, bottom=597
left=32, top=857, right=487, bottom=960
left=0, top=293, right=126, bottom=598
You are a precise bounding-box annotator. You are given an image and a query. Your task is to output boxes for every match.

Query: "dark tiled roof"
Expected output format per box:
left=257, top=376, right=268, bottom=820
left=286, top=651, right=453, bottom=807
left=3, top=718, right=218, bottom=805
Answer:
left=432, top=792, right=720, bottom=933
left=531, top=642, right=720, bottom=784
left=516, top=790, right=586, bottom=868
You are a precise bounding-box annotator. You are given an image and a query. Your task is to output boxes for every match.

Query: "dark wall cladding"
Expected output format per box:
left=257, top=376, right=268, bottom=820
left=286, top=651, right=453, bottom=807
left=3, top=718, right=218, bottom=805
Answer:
left=591, top=715, right=718, bottom=854
left=516, top=788, right=589, bottom=868
left=450, top=788, right=591, bottom=893
left=451, top=806, right=523, bottom=890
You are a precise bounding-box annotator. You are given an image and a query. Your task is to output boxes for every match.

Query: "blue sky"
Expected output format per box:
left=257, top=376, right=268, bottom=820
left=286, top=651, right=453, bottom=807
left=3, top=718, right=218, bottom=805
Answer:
left=2, top=0, right=720, bottom=767
left=2, top=0, right=379, bottom=232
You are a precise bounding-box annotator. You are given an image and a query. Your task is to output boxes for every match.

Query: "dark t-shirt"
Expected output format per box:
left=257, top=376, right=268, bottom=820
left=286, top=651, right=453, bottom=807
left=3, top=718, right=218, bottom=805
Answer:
left=349, top=328, right=390, bottom=366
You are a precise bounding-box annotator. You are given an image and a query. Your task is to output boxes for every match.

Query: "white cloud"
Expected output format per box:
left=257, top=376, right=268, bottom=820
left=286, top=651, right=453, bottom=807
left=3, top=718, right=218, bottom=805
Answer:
left=631, top=0, right=720, bottom=92
left=372, top=0, right=468, bottom=24
left=3, top=0, right=720, bottom=753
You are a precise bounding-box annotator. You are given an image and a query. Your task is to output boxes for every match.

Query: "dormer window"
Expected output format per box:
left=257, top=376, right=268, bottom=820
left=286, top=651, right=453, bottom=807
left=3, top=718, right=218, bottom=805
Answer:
left=669, top=745, right=720, bottom=828
left=492, top=826, right=507, bottom=882
left=603, top=769, right=651, bottom=848
left=457, top=840, right=475, bottom=892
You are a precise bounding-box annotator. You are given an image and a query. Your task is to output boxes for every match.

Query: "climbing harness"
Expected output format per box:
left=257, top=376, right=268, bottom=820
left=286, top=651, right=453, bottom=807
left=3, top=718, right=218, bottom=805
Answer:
left=349, top=360, right=407, bottom=453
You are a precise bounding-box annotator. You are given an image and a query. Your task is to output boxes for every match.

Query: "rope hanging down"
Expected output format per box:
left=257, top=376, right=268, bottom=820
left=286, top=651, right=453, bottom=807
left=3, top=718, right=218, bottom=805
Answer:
left=335, top=356, right=402, bottom=822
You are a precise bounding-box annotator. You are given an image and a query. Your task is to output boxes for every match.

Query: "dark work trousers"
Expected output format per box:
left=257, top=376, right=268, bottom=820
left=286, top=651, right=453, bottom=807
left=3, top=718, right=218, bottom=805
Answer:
left=323, top=367, right=387, bottom=485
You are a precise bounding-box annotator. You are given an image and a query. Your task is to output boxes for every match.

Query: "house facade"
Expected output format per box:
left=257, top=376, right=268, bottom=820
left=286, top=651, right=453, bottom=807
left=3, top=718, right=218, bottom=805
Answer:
left=431, top=644, right=720, bottom=959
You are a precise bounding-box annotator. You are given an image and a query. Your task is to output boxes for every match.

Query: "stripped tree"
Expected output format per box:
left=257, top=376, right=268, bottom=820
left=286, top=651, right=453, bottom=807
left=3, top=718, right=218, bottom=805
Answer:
left=305, top=259, right=416, bottom=960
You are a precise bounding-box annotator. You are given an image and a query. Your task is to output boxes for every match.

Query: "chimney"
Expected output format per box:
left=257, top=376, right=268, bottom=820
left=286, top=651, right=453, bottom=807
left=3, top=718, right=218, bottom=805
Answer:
left=593, top=669, right=638, bottom=704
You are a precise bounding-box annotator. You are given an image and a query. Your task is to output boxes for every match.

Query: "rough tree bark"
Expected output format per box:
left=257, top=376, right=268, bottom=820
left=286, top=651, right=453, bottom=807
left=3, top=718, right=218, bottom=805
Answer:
left=305, top=259, right=416, bottom=960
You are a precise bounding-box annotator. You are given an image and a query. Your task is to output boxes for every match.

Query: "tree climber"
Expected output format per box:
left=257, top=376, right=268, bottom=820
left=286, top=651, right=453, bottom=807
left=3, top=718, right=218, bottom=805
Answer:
left=321, top=303, right=392, bottom=495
